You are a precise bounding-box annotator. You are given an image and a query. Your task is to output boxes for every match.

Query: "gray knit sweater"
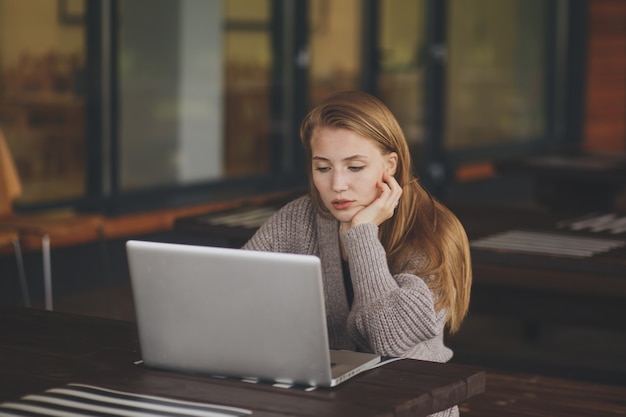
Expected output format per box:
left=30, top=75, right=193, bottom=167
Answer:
left=243, top=195, right=453, bottom=363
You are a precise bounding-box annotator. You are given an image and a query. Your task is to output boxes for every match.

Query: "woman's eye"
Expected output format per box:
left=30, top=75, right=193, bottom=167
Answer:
left=349, top=166, right=364, bottom=172
left=315, top=166, right=330, bottom=173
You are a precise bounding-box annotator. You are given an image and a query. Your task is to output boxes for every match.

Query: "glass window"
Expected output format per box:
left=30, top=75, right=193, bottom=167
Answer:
left=223, top=0, right=272, bottom=177
left=119, top=0, right=223, bottom=191
left=118, top=0, right=272, bottom=193
left=378, top=0, right=426, bottom=149
left=308, top=0, right=361, bottom=107
left=0, top=0, right=87, bottom=205
left=445, top=0, right=548, bottom=152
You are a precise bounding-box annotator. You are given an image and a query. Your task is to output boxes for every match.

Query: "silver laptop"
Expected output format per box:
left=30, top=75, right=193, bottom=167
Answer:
left=126, top=240, right=381, bottom=387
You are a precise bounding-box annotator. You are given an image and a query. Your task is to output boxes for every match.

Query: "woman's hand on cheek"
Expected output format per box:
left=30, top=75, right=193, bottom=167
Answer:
left=349, top=171, right=403, bottom=229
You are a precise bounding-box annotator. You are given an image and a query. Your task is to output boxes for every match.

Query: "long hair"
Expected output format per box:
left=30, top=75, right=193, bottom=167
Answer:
left=300, top=91, right=472, bottom=333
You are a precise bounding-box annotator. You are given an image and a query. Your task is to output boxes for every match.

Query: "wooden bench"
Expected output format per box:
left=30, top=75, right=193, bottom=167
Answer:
left=460, top=370, right=626, bottom=416
left=450, top=203, right=626, bottom=333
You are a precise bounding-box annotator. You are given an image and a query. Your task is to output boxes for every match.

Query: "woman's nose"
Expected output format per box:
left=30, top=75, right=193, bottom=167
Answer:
left=331, top=171, right=348, bottom=191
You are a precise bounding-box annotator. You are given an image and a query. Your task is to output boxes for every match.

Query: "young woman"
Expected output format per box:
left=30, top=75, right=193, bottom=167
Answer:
left=244, top=91, right=471, bottom=416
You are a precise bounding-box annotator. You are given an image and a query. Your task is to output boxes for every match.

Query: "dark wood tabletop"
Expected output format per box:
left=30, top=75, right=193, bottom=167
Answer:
left=451, top=203, right=626, bottom=278
left=0, top=307, right=485, bottom=417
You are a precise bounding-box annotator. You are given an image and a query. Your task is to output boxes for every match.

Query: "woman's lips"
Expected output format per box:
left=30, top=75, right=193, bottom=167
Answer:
left=332, top=200, right=353, bottom=210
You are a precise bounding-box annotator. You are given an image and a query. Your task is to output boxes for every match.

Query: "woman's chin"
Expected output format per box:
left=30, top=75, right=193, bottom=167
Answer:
left=330, top=210, right=354, bottom=223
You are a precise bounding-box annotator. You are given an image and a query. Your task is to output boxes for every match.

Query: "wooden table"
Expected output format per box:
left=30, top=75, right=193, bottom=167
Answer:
left=0, top=307, right=485, bottom=417
left=449, top=203, right=626, bottom=331
left=452, top=203, right=626, bottom=276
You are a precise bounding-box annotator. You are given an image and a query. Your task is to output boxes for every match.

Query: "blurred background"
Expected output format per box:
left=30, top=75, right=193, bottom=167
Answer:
left=2, top=0, right=622, bottom=214
left=1, top=0, right=625, bottom=391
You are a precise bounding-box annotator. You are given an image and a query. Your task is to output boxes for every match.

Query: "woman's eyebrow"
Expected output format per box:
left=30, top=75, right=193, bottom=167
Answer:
left=312, top=156, right=329, bottom=162
left=344, top=154, right=368, bottom=161
left=312, top=155, right=368, bottom=162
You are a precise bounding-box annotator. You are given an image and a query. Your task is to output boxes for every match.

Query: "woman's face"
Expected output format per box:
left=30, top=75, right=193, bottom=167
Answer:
left=310, top=127, right=396, bottom=223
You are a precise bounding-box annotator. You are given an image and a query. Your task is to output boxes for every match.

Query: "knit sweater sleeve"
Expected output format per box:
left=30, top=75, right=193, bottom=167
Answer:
left=343, top=223, right=445, bottom=357
left=242, top=196, right=316, bottom=255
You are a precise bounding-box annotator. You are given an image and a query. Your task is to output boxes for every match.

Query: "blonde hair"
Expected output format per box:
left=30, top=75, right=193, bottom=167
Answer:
left=300, top=91, right=472, bottom=333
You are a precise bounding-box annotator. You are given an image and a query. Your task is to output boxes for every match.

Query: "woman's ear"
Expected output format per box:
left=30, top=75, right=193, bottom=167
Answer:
left=386, top=152, right=398, bottom=176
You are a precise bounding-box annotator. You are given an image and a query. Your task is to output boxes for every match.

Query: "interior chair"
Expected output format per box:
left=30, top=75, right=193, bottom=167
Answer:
left=0, top=230, right=30, bottom=306
left=0, top=129, right=107, bottom=311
